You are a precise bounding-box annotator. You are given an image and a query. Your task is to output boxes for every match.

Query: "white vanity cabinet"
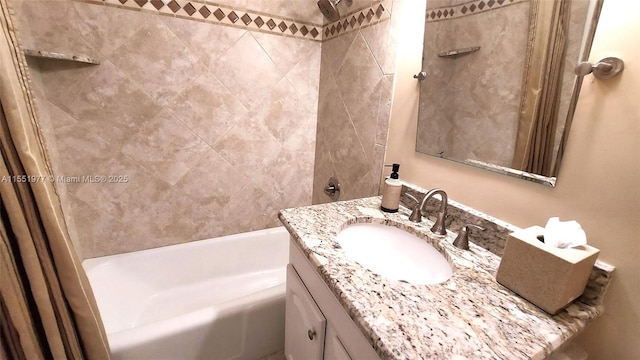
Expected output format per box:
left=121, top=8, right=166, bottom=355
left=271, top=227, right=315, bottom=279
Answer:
left=285, top=239, right=380, bottom=360
left=285, top=264, right=326, bottom=359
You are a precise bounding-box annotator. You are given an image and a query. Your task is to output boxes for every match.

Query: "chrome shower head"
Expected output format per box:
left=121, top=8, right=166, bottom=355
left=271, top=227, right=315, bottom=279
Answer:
left=317, top=0, right=341, bottom=22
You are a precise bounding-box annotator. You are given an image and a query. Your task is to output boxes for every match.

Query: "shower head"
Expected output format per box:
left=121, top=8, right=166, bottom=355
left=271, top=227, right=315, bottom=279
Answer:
left=317, top=0, right=341, bottom=22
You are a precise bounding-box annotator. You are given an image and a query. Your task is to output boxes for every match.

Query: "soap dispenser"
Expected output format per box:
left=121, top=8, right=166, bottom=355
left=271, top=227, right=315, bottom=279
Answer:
left=380, top=163, right=401, bottom=213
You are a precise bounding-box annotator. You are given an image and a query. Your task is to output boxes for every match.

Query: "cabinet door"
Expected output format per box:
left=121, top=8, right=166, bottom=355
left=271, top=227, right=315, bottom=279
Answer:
left=285, top=265, right=326, bottom=360
left=324, top=325, right=352, bottom=360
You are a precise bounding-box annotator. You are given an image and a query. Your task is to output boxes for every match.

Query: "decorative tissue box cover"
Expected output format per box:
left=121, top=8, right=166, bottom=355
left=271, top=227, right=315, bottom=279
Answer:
left=496, top=226, right=600, bottom=314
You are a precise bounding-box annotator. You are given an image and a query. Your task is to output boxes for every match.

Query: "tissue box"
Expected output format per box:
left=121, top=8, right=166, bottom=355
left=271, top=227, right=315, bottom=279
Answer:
left=496, top=226, right=599, bottom=314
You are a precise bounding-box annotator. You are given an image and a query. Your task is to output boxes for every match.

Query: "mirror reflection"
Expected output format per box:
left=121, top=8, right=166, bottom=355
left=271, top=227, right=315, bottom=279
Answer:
left=416, top=0, right=603, bottom=187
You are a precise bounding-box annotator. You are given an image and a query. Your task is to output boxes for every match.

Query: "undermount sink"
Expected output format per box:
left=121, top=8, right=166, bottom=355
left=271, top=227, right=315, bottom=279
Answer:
left=336, top=222, right=452, bottom=285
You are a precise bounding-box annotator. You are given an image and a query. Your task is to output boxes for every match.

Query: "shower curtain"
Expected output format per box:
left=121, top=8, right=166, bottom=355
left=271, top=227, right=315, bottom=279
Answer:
left=0, top=0, right=110, bottom=358
left=512, top=0, right=570, bottom=176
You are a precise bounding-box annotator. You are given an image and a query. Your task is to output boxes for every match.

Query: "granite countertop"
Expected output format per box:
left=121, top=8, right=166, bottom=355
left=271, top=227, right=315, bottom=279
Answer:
left=278, top=195, right=613, bottom=360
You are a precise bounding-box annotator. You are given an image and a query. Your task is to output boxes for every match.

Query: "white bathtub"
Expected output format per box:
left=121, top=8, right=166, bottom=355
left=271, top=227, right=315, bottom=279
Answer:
left=82, top=227, right=289, bottom=360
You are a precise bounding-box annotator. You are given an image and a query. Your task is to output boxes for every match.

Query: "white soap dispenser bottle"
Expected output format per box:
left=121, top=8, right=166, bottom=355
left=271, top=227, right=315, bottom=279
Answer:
left=380, top=163, right=401, bottom=213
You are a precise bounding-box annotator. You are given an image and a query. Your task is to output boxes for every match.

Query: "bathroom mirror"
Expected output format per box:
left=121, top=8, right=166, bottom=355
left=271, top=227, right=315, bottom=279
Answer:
left=415, top=0, right=604, bottom=187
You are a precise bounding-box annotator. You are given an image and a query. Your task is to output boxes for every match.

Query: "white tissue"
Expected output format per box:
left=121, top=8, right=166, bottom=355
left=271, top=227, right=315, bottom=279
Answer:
left=544, top=217, right=587, bottom=248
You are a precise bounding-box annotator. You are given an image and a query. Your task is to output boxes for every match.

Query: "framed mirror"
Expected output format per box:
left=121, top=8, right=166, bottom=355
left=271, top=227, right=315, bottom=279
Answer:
left=415, top=0, right=604, bottom=187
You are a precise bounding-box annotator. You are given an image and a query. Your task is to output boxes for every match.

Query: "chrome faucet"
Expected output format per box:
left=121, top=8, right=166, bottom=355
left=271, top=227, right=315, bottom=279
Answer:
left=407, top=188, right=448, bottom=235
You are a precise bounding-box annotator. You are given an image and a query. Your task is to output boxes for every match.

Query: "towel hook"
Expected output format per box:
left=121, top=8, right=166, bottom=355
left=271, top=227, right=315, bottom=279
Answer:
left=574, top=56, right=624, bottom=79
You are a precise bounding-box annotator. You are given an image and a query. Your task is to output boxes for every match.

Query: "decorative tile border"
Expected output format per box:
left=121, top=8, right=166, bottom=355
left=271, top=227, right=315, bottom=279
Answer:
left=76, top=0, right=390, bottom=42
left=426, top=0, right=527, bottom=22
left=80, top=0, right=324, bottom=41
left=322, top=2, right=391, bottom=41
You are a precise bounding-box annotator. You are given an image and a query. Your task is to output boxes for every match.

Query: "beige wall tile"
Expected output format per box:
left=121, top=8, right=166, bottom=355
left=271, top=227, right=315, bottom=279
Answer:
left=315, top=73, right=369, bottom=189
left=55, top=60, right=164, bottom=148
left=313, top=21, right=394, bottom=204
left=252, top=31, right=316, bottom=74
left=284, top=43, right=322, bottom=106
left=334, top=33, right=383, bottom=113
left=261, top=148, right=314, bottom=206
left=135, top=183, right=237, bottom=245
left=175, top=149, right=249, bottom=214
left=320, top=31, right=357, bottom=76
left=211, top=32, right=284, bottom=110
left=52, top=122, right=118, bottom=182
left=120, top=110, right=210, bottom=186
left=333, top=0, right=379, bottom=22
left=260, top=0, right=323, bottom=25
left=215, top=0, right=250, bottom=10
left=109, top=18, right=206, bottom=105
left=310, top=146, right=335, bottom=204
left=251, top=77, right=315, bottom=146
left=360, top=17, right=397, bottom=74
left=73, top=2, right=154, bottom=58
left=16, top=0, right=96, bottom=55
left=46, top=99, right=80, bottom=130
left=68, top=195, right=152, bottom=257
left=37, top=60, right=100, bottom=108
left=214, top=113, right=283, bottom=178
left=166, top=70, right=248, bottom=147
left=221, top=182, right=279, bottom=231
left=161, top=15, right=246, bottom=69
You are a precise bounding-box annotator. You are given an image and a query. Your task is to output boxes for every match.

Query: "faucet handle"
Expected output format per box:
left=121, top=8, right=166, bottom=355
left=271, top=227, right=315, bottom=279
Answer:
left=453, top=224, right=485, bottom=250
left=402, top=194, right=422, bottom=222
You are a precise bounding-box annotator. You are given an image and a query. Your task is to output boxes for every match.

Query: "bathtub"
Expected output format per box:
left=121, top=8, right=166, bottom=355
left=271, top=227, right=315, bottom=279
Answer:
left=82, top=226, right=289, bottom=360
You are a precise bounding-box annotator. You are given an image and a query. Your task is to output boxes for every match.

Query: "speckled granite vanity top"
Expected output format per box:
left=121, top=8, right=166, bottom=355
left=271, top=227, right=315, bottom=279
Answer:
left=278, top=193, right=614, bottom=360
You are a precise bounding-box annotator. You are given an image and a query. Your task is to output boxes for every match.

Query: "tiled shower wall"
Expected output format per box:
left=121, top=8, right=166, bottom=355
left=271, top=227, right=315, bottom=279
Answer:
left=13, top=0, right=323, bottom=258
left=312, top=0, right=397, bottom=204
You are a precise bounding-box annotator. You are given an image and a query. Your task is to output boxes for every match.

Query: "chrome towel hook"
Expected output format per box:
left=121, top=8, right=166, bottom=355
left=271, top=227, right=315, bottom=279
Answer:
left=574, top=56, right=624, bottom=79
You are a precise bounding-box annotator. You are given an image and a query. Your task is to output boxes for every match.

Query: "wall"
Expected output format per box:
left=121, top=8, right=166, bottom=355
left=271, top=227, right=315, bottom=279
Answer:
left=312, top=0, right=397, bottom=203
left=13, top=0, right=322, bottom=257
left=386, top=0, right=640, bottom=358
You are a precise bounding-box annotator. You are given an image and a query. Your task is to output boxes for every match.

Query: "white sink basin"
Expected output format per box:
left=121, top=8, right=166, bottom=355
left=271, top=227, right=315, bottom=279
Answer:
left=336, top=223, right=452, bottom=285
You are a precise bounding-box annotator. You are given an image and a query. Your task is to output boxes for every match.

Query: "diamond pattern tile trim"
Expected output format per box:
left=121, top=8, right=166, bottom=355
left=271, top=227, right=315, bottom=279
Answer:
left=227, top=11, right=239, bottom=23
left=199, top=5, right=210, bottom=18
left=321, top=1, right=391, bottom=41
left=150, top=0, right=163, bottom=9
left=89, top=0, right=392, bottom=42
left=427, top=0, right=524, bottom=22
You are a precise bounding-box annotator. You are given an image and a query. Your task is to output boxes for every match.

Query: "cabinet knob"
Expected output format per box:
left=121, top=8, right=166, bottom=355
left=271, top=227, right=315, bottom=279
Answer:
left=307, top=329, right=316, bottom=340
